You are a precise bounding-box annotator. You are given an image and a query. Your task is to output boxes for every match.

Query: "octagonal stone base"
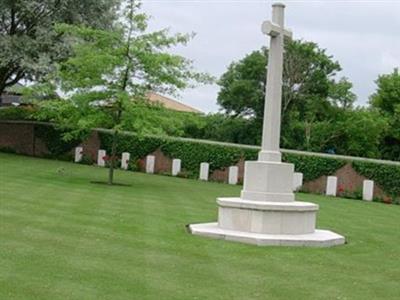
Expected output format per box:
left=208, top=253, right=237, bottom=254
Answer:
left=189, top=223, right=345, bottom=247
left=218, top=197, right=318, bottom=235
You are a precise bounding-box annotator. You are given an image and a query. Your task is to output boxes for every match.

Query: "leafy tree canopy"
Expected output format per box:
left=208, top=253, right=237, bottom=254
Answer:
left=370, top=68, right=400, bottom=161
left=0, top=0, right=120, bottom=98
left=31, top=0, right=211, bottom=184
left=217, top=40, right=355, bottom=123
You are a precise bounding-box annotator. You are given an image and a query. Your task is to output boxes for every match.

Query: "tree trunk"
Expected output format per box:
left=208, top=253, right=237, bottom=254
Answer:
left=108, top=130, right=118, bottom=185
left=305, top=121, right=312, bottom=151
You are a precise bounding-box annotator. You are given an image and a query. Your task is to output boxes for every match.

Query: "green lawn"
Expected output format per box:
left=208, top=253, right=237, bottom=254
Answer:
left=0, top=153, right=399, bottom=300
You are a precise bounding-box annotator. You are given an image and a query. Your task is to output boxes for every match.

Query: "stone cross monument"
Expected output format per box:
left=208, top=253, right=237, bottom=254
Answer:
left=189, top=3, right=345, bottom=247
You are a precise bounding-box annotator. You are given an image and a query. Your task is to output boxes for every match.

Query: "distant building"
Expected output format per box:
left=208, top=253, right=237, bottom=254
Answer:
left=0, top=84, right=23, bottom=106
left=0, top=86, right=202, bottom=114
left=146, top=92, right=202, bottom=113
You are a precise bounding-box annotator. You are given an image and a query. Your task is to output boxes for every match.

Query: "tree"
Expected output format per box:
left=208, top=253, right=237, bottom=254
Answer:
left=0, top=0, right=120, bottom=101
left=217, top=40, right=356, bottom=150
left=370, top=68, right=400, bottom=161
left=370, top=68, right=400, bottom=114
left=32, top=0, right=210, bottom=185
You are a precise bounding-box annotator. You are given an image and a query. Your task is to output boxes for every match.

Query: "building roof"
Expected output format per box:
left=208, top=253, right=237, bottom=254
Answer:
left=146, top=92, right=202, bottom=113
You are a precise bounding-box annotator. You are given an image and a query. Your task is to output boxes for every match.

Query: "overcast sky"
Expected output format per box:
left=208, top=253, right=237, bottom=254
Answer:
left=141, top=0, right=400, bottom=113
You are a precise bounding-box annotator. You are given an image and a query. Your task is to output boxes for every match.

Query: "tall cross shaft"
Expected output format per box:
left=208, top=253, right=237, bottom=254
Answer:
left=259, top=3, right=292, bottom=162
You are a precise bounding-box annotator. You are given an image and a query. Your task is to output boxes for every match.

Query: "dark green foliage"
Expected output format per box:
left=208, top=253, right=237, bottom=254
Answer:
left=282, top=153, right=346, bottom=181
left=161, top=140, right=243, bottom=176
left=0, top=107, right=33, bottom=120
left=242, top=148, right=259, bottom=161
left=34, top=125, right=81, bottom=158
left=79, top=154, right=94, bottom=166
left=0, top=146, right=16, bottom=154
left=370, top=68, right=400, bottom=162
left=98, top=131, right=164, bottom=161
left=0, top=0, right=120, bottom=97
left=187, top=114, right=262, bottom=146
left=353, top=161, right=400, bottom=199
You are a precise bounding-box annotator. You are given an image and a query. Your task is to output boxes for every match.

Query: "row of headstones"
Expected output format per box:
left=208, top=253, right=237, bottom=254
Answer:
left=76, top=148, right=375, bottom=199
left=326, top=176, right=374, bottom=201
left=294, top=174, right=374, bottom=200
left=75, top=148, right=239, bottom=184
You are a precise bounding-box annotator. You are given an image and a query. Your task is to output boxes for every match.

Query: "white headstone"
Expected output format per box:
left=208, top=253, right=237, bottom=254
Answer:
left=75, top=147, right=83, bottom=163
left=97, top=149, right=106, bottom=167
left=363, top=180, right=374, bottom=201
left=199, top=162, right=209, bottom=181
left=292, top=172, right=303, bottom=191
left=228, top=166, right=239, bottom=185
left=121, top=152, right=130, bottom=170
left=172, top=159, right=181, bottom=176
left=326, top=176, right=338, bottom=197
left=146, top=155, right=155, bottom=174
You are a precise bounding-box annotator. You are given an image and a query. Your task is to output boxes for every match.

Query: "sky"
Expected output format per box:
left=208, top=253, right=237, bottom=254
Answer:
left=141, top=0, right=400, bottom=113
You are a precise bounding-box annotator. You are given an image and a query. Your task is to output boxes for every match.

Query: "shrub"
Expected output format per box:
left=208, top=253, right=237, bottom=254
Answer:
left=34, top=124, right=81, bottom=158
left=282, top=153, right=346, bottom=181
left=0, top=107, right=33, bottom=121
left=353, top=161, right=400, bottom=199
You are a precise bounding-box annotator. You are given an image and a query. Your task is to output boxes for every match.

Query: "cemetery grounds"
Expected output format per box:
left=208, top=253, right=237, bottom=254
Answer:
left=0, top=153, right=399, bottom=300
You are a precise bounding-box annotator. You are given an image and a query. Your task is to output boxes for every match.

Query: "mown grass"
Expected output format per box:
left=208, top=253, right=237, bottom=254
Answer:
left=0, top=153, right=399, bottom=300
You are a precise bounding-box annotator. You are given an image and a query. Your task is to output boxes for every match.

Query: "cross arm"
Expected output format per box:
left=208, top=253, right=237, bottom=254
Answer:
left=262, top=20, right=292, bottom=39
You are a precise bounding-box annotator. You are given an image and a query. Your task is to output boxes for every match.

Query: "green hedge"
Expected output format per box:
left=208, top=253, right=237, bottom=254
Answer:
left=98, top=130, right=347, bottom=180
left=161, top=141, right=243, bottom=175
left=282, top=153, right=346, bottom=181
left=34, top=124, right=81, bottom=160
left=0, top=107, right=33, bottom=120
left=98, top=131, right=164, bottom=161
left=353, top=161, right=400, bottom=199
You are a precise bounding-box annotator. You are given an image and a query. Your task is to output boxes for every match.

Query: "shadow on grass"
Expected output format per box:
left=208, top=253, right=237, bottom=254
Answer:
left=90, top=181, right=132, bottom=187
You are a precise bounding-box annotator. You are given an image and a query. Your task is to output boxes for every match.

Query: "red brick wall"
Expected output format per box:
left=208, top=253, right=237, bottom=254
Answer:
left=0, top=123, right=35, bottom=155
left=302, top=163, right=385, bottom=198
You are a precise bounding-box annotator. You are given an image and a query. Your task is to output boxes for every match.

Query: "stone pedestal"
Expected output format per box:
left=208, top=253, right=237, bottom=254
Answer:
left=189, top=160, right=345, bottom=247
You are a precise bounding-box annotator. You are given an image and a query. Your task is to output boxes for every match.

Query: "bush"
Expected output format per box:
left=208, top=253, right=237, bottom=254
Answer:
left=98, top=131, right=164, bottom=161
left=79, top=154, right=94, bottom=165
left=0, top=107, right=33, bottom=121
left=353, top=161, right=400, bottom=199
left=282, top=153, right=346, bottom=181
left=34, top=124, right=81, bottom=158
left=161, top=140, right=243, bottom=176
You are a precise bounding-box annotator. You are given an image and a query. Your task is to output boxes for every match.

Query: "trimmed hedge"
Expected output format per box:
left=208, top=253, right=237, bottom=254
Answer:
left=353, top=161, right=400, bottom=199
left=0, top=107, right=33, bottom=121
left=35, top=125, right=81, bottom=159
left=282, top=153, right=346, bottom=181
left=98, top=130, right=347, bottom=180
left=161, top=140, right=243, bottom=175
left=98, top=131, right=163, bottom=161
